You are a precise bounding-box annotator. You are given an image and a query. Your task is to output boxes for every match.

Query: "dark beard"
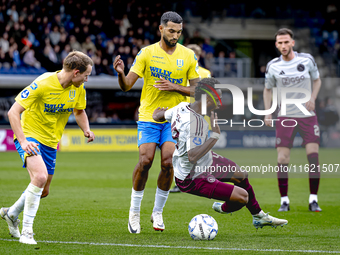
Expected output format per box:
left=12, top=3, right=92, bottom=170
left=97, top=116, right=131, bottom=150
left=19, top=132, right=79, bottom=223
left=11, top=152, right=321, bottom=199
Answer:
left=163, top=36, right=176, bottom=48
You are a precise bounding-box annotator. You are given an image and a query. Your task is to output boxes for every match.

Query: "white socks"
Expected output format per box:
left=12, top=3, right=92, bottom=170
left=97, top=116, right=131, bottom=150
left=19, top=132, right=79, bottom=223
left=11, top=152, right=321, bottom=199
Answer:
left=8, top=191, right=26, bottom=220
left=153, top=187, right=169, bottom=213
left=281, top=195, right=318, bottom=204
left=130, top=188, right=144, bottom=212
left=280, top=196, right=290, bottom=205
left=22, top=183, right=43, bottom=233
left=309, top=194, right=318, bottom=203
left=130, top=187, right=170, bottom=213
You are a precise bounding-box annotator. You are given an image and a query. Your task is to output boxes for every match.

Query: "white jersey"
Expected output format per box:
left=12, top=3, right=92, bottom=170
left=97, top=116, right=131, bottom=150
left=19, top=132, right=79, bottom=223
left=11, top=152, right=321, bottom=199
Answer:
left=164, top=102, right=212, bottom=180
left=265, top=52, right=319, bottom=117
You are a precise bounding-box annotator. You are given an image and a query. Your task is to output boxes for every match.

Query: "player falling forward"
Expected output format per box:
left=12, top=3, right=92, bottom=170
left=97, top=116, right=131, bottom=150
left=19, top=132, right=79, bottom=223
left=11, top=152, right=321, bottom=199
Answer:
left=153, top=78, right=288, bottom=229
left=1, top=51, right=95, bottom=244
left=113, top=11, right=199, bottom=234
left=263, top=28, right=322, bottom=212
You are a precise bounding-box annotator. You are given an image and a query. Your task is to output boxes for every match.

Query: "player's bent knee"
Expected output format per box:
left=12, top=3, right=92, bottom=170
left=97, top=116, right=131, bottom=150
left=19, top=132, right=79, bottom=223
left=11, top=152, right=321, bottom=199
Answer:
left=34, top=173, right=48, bottom=187
left=161, top=158, right=173, bottom=171
left=139, top=156, right=153, bottom=171
left=230, top=186, right=248, bottom=205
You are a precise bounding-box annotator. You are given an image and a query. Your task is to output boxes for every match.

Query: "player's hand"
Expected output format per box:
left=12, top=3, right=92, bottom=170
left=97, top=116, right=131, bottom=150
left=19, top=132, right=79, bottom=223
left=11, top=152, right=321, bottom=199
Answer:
left=305, top=97, right=315, bottom=112
left=153, top=107, right=168, bottom=122
left=264, top=114, right=273, bottom=127
left=113, top=55, right=125, bottom=75
left=84, top=130, right=95, bottom=143
left=154, top=77, right=177, bottom=91
left=210, top=111, right=220, bottom=134
left=21, top=139, right=40, bottom=156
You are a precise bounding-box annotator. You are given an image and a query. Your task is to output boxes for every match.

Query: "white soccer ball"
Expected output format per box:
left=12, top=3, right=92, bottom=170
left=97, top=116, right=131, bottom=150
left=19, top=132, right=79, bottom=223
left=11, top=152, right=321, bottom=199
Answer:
left=188, top=214, right=218, bottom=240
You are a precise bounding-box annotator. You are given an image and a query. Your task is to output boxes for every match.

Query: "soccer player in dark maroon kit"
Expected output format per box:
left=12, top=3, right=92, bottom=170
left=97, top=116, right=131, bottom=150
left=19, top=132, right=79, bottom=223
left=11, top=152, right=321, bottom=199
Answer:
left=263, top=28, right=322, bottom=212
left=154, top=78, right=288, bottom=229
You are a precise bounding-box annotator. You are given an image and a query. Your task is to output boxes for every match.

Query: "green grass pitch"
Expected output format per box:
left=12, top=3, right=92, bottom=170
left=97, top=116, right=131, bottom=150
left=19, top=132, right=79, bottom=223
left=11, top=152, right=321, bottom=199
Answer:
left=0, top=148, right=339, bottom=254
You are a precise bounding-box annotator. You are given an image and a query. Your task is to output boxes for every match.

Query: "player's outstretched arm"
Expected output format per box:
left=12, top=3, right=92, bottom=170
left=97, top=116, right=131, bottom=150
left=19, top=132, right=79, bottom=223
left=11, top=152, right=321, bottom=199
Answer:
left=188, top=111, right=220, bottom=164
left=152, top=107, right=168, bottom=122
left=8, top=102, right=40, bottom=155
left=73, top=109, right=95, bottom=143
left=113, top=55, right=139, bottom=92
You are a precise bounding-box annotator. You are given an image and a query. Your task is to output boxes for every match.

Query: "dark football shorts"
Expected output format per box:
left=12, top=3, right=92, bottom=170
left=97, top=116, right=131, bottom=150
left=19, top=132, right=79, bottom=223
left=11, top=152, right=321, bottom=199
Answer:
left=275, top=116, right=320, bottom=148
left=175, top=151, right=238, bottom=201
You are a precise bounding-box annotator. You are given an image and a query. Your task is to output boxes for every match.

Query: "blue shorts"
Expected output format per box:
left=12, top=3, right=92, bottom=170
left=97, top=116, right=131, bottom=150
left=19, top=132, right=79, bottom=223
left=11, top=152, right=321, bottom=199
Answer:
left=15, top=137, right=57, bottom=175
left=137, top=121, right=176, bottom=147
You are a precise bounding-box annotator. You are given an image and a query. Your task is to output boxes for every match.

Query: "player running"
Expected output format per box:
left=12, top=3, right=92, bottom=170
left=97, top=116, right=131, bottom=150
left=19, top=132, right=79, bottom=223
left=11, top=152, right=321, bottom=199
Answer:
left=153, top=77, right=288, bottom=229
left=113, top=11, right=200, bottom=234
left=1, top=51, right=95, bottom=244
left=263, top=28, right=322, bottom=212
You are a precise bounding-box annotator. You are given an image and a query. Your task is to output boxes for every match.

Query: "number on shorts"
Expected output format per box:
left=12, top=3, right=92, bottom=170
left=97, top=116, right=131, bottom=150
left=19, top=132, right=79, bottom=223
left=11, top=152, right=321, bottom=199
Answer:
left=314, top=125, right=320, bottom=137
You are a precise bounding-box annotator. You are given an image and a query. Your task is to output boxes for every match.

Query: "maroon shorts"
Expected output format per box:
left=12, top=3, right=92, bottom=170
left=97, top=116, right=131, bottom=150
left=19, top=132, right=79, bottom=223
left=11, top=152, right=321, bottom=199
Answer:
left=276, top=116, right=320, bottom=148
left=175, top=151, right=237, bottom=201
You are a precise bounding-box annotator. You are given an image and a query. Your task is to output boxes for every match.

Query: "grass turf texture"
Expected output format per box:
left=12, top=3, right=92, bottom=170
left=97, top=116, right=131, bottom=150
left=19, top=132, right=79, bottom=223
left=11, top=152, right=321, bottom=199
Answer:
left=0, top=148, right=339, bottom=254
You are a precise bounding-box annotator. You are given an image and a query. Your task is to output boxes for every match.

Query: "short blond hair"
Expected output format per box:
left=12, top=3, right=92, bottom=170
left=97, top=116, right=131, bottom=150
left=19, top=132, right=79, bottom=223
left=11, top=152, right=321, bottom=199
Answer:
left=186, top=44, right=201, bottom=56
left=63, top=50, right=93, bottom=73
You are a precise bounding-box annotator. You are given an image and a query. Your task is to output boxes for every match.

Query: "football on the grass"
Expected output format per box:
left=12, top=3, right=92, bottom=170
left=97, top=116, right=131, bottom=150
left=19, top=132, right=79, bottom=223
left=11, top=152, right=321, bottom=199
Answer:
left=188, top=214, right=218, bottom=240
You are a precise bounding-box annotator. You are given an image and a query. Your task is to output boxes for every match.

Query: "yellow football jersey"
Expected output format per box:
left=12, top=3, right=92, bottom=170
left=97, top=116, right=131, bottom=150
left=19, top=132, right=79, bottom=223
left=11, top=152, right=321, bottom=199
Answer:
left=187, top=66, right=211, bottom=101
left=130, top=42, right=199, bottom=123
left=15, top=71, right=86, bottom=149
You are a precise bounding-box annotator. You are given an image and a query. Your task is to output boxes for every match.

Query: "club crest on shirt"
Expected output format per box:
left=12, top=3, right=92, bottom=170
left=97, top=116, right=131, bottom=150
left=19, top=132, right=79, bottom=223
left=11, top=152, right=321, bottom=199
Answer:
left=193, top=137, right=202, bottom=146
left=69, top=90, right=76, bottom=100
left=177, top=59, right=184, bottom=68
left=21, top=89, right=30, bottom=99
left=297, top=64, right=305, bottom=72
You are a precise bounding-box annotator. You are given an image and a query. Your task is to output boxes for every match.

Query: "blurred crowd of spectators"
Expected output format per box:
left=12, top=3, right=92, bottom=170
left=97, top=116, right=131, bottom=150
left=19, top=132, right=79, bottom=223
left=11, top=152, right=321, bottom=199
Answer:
left=0, top=0, right=219, bottom=76
left=318, top=4, right=340, bottom=69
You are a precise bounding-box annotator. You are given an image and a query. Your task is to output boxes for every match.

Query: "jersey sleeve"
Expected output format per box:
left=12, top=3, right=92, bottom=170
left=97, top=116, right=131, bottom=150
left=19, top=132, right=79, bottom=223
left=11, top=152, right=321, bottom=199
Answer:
left=129, top=49, right=146, bottom=78
left=186, top=117, right=205, bottom=152
left=265, top=65, right=276, bottom=89
left=74, top=85, right=87, bottom=110
left=187, top=52, right=200, bottom=81
left=308, top=56, right=320, bottom=80
left=164, top=106, right=177, bottom=123
left=15, top=81, right=42, bottom=109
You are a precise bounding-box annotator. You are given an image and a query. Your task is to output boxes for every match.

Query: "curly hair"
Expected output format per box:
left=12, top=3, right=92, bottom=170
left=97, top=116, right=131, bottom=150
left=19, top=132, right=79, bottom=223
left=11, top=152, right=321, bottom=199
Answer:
left=194, top=77, right=221, bottom=101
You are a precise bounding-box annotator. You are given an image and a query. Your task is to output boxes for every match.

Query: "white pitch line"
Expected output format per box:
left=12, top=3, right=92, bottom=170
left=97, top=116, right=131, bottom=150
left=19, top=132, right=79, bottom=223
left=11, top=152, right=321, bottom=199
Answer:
left=0, top=238, right=339, bottom=253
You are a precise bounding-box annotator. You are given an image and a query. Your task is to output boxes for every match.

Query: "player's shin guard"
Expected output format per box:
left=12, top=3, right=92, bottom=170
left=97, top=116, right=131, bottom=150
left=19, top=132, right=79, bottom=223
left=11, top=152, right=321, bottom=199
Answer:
left=307, top=153, right=320, bottom=195
left=22, top=183, right=43, bottom=233
left=130, top=188, right=144, bottom=212
left=153, top=187, right=169, bottom=213
left=237, top=178, right=262, bottom=215
left=277, top=163, right=289, bottom=197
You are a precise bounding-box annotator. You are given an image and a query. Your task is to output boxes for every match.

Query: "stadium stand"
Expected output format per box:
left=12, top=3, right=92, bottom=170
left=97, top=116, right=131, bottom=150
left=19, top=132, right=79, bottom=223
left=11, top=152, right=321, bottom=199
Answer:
left=0, top=1, right=339, bottom=77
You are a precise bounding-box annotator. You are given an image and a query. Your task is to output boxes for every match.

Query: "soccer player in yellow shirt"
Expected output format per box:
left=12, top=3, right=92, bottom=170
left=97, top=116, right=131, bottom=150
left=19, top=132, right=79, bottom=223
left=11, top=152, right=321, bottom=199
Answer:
left=113, top=11, right=200, bottom=234
left=0, top=51, right=95, bottom=244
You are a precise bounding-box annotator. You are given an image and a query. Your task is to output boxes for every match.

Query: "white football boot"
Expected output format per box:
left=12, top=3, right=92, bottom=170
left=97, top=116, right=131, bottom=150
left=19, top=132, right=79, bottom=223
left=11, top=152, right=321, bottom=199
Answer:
left=19, top=229, right=37, bottom=244
left=253, top=211, right=288, bottom=229
left=0, top=207, right=20, bottom=238
left=151, top=211, right=165, bottom=232
left=128, top=211, right=141, bottom=234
